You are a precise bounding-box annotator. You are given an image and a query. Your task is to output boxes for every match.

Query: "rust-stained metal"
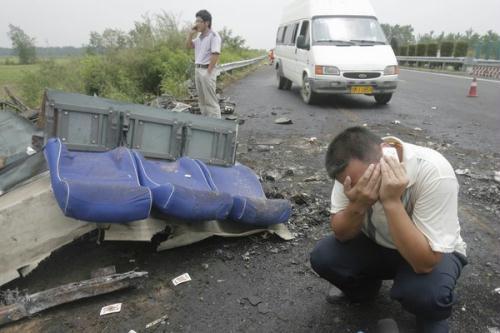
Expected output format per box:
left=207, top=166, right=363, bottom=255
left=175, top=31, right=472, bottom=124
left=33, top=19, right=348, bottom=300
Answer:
left=0, top=270, right=148, bottom=327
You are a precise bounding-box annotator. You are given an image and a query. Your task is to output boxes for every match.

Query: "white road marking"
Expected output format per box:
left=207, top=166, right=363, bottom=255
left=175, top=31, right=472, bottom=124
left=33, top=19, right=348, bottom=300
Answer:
left=400, top=68, right=500, bottom=84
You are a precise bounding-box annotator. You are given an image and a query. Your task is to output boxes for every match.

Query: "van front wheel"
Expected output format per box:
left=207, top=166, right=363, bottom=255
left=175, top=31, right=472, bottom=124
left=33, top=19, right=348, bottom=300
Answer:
left=374, top=93, right=393, bottom=105
left=276, top=72, right=289, bottom=90
left=301, top=74, right=317, bottom=104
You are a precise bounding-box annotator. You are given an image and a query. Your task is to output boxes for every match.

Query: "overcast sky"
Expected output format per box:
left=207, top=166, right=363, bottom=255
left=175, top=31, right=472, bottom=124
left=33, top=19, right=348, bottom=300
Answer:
left=1, top=0, right=499, bottom=49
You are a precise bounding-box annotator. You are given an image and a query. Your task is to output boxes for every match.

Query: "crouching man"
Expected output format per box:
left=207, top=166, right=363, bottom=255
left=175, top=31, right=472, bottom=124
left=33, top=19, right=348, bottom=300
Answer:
left=310, top=127, right=467, bottom=333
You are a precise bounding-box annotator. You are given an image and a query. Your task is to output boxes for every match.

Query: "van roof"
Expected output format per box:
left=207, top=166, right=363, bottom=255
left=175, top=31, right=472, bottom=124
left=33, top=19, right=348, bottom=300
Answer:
left=280, top=0, right=377, bottom=24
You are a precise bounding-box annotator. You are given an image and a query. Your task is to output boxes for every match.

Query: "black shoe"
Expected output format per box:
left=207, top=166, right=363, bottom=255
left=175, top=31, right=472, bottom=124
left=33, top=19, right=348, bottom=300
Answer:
left=325, top=285, right=379, bottom=304
left=416, top=317, right=449, bottom=333
left=377, top=318, right=399, bottom=333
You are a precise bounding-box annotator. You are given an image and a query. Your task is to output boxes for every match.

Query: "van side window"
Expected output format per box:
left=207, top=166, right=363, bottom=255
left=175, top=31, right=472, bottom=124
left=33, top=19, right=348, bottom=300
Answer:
left=284, top=24, right=295, bottom=45
left=280, top=26, right=288, bottom=44
left=290, top=23, right=299, bottom=44
left=276, top=27, right=283, bottom=43
left=297, top=21, right=310, bottom=49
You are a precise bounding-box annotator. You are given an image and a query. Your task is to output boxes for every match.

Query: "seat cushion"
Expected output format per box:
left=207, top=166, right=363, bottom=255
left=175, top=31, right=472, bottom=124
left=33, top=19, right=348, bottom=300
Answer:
left=196, top=160, right=291, bottom=226
left=132, top=152, right=232, bottom=221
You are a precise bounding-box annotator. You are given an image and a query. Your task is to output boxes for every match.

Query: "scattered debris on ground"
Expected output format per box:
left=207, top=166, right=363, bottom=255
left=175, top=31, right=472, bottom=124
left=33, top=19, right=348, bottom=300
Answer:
left=171, top=273, right=192, bottom=286
left=274, top=117, right=293, bottom=124
left=100, top=303, right=122, bottom=316
left=145, top=314, right=169, bottom=329
left=0, top=270, right=147, bottom=327
left=148, top=81, right=236, bottom=116
left=0, top=87, right=40, bottom=123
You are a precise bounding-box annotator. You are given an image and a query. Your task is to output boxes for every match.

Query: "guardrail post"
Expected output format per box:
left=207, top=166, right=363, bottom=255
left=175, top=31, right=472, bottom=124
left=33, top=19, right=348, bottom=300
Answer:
left=463, top=57, right=474, bottom=73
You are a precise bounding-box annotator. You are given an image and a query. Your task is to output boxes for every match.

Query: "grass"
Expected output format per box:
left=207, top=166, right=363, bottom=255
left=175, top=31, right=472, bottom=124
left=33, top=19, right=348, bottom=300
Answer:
left=0, top=57, right=72, bottom=99
left=218, top=60, right=268, bottom=90
left=0, top=64, right=38, bottom=99
left=0, top=54, right=264, bottom=105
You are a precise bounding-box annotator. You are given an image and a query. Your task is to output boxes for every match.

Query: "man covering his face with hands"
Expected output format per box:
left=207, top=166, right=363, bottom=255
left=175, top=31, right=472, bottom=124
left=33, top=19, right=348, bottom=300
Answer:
left=310, top=126, right=467, bottom=333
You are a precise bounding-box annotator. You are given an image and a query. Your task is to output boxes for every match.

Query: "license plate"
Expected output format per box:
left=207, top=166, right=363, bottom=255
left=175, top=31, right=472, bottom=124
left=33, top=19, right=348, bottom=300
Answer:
left=350, top=86, right=373, bottom=94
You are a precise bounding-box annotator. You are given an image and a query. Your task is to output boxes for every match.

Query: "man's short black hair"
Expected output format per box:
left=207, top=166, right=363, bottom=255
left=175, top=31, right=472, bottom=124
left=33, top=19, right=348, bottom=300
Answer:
left=325, top=126, right=382, bottom=179
left=196, top=9, right=212, bottom=28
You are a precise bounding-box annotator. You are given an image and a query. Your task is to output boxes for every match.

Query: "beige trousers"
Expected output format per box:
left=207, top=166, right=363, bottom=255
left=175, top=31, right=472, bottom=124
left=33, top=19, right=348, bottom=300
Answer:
left=194, top=67, right=221, bottom=118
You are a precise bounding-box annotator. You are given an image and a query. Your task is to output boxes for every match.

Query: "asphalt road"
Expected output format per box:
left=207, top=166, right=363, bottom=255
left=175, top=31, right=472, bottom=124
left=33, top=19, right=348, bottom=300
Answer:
left=233, top=67, right=500, bottom=153
left=2, top=66, right=499, bottom=333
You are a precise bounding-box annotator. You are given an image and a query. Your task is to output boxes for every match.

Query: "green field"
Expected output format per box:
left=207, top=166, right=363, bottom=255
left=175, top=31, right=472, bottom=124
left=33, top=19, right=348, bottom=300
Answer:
left=0, top=57, right=71, bottom=99
left=0, top=64, right=37, bottom=98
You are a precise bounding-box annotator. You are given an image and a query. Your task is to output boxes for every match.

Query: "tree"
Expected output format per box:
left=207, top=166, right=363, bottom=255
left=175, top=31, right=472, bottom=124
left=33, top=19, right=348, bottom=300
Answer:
left=219, top=27, right=246, bottom=49
left=87, top=29, right=130, bottom=54
left=381, top=24, right=415, bottom=45
left=7, top=24, right=36, bottom=64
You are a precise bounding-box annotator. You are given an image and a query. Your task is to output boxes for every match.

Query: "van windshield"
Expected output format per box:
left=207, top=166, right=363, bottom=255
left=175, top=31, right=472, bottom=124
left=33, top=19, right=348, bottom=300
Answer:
left=312, top=16, right=387, bottom=45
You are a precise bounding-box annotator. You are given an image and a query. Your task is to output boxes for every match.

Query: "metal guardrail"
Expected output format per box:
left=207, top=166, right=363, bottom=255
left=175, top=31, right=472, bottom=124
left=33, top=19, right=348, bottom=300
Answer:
left=397, top=56, right=500, bottom=67
left=397, top=56, right=500, bottom=79
left=397, top=56, right=467, bottom=64
left=218, top=55, right=266, bottom=74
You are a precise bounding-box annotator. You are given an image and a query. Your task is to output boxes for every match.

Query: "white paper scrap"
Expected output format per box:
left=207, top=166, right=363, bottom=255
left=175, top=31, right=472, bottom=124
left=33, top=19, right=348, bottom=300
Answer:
left=100, top=303, right=122, bottom=316
left=145, top=314, right=169, bottom=328
left=172, top=273, right=191, bottom=286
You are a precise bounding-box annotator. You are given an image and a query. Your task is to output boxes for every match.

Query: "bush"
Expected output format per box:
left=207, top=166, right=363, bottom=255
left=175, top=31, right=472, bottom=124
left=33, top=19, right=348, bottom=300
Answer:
left=427, top=43, right=438, bottom=57
left=416, top=43, right=427, bottom=56
left=408, top=44, right=416, bottom=56
left=454, top=41, right=468, bottom=57
left=3, top=57, right=16, bottom=65
left=390, top=38, right=399, bottom=55
left=399, top=45, right=408, bottom=56
left=440, top=41, right=454, bottom=57
left=19, top=59, right=85, bottom=107
left=19, top=12, right=263, bottom=105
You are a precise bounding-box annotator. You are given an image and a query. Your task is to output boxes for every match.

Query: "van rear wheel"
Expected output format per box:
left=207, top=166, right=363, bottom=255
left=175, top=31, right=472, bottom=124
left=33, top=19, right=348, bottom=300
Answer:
left=301, top=74, right=317, bottom=104
left=374, top=93, right=393, bottom=105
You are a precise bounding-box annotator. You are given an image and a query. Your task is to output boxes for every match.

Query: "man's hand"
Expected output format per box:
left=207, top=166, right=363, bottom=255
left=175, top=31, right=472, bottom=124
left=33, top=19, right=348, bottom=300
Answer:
left=344, top=163, right=381, bottom=213
left=379, top=155, right=409, bottom=204
left=330, top=163, right=381, bottom=241
left=186, top=26, right=198, bottom=49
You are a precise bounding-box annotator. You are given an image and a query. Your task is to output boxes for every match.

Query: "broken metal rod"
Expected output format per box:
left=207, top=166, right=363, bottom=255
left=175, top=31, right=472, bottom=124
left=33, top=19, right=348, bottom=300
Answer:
left=3, top=87, right=29, bottom=112
left=0, top=270, right=148, bottom=327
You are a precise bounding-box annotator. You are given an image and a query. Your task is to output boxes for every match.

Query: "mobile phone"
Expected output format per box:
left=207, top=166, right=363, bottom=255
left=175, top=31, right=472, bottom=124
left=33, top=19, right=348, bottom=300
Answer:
left=382, top=146, right=398, bottom=159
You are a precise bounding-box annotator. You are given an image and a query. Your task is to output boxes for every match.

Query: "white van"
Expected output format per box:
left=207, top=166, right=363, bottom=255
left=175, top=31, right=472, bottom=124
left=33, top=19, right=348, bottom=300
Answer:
left=274, top=0, right=399, bottom=105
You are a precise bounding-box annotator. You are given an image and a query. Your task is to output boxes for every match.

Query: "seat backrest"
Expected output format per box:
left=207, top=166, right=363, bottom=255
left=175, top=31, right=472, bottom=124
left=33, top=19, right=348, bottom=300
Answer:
left=46, top=138, right=141, bottom=187
left=133, top=152, right=212, bottom=192
left=197, top=160, right=265, bottom=198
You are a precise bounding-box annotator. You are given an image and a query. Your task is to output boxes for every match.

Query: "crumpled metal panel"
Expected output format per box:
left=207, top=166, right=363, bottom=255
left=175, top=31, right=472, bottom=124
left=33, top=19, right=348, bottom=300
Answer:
left=0, top=109, right=41, bottom=165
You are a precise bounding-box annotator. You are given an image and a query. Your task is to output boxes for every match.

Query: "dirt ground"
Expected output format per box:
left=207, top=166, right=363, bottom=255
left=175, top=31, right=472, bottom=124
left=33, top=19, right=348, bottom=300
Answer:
left=1, top=66, right=499, bottom=332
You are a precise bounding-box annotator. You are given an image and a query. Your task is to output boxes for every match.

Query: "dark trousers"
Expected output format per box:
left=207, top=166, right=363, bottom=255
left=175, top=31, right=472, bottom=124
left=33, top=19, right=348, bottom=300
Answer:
left=310, top=233, right=467, bottom=322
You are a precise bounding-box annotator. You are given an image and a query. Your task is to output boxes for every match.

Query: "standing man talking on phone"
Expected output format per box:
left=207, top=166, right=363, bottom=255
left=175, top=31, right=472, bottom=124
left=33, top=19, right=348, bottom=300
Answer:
left=186, top=9, right=222, bottom=119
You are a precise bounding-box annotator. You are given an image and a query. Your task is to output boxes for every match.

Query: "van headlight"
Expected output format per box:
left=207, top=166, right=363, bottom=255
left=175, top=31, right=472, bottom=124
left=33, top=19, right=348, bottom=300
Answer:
left=384, top=65, right=400, bottom=75
left=315, top=65, right=340, bottom=75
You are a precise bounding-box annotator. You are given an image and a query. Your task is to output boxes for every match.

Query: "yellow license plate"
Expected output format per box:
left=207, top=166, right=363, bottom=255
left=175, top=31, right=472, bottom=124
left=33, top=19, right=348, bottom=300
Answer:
left=350, top=86, right=373, bottom=94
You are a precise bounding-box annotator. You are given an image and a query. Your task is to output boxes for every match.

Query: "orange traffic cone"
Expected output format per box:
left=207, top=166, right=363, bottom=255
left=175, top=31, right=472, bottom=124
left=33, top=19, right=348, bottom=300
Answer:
left=467, top=77, right=478, bottom=97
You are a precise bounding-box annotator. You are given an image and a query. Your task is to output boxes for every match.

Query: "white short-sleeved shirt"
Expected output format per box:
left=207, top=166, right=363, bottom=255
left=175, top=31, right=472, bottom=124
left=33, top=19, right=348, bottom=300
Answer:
left=193, top=29, right=222, bottom=65
left=330, top=136, right=467, bottom=256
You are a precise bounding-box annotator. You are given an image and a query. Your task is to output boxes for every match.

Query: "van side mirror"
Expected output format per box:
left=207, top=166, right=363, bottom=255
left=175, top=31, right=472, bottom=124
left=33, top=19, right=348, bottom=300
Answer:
left=296, top=35, right=309, bottom=50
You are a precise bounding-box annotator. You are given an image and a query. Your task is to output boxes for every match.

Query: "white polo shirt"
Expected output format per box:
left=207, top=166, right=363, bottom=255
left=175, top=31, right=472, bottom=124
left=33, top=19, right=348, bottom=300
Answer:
left=193, top=29, right=222, bottom=65
left=330, top=136, right=467, bottom=256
